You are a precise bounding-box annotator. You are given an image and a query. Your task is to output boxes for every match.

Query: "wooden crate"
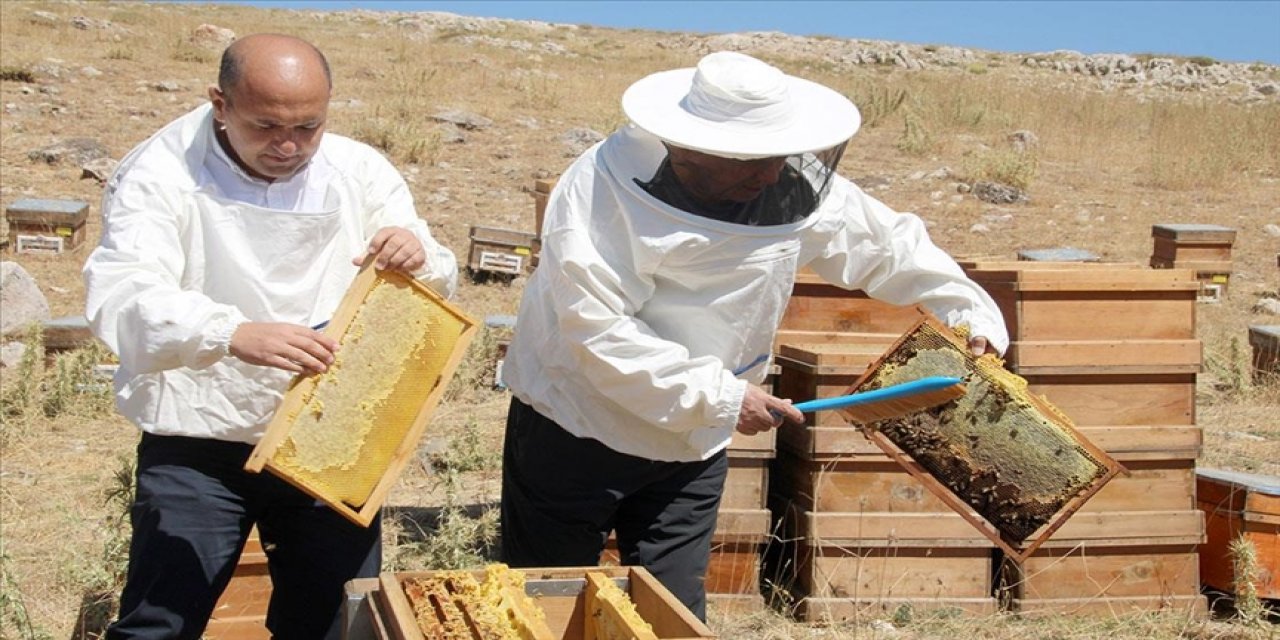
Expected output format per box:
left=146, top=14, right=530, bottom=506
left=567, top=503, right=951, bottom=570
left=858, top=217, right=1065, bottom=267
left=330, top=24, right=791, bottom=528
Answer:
left=377, top=566, right=716, bottom=640
left=780, top=270, right=926, bottom=334
left=1151, top=223, right=1236, bottom=263
left=533, top=177, right=554, bottom=239
left=205, top=533, right=270, bottom=640
left=1196, top=468, right=1280, bottom=600
left=960, top=261, right=1199, bottom=341
left=722, top=456, right=769, bottom=511
left=1249, top=325, right=1280, bottom=383
left=467, top=225, right=537, bottom=277
left=1023, top=372, right=1197, bottom=427
left=772, top=341, right=894, bottom=445
left=5, top=197, right=89, bottom=253
left=774, top=540, right=998, bottom=622
left=1006, top=543, right=1206, bottom=616
left=773, top=433, right=1198, bottom=517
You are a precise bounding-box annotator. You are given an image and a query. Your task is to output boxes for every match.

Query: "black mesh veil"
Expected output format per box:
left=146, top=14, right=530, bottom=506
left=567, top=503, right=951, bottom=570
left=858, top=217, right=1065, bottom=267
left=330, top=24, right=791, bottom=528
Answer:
left=637, top=141, right=848, bottom=226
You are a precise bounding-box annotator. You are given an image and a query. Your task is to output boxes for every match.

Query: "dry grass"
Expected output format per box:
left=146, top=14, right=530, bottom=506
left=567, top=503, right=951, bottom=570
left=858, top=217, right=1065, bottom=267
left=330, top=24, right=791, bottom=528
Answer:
left=2, top=1, right=1279, bottom=638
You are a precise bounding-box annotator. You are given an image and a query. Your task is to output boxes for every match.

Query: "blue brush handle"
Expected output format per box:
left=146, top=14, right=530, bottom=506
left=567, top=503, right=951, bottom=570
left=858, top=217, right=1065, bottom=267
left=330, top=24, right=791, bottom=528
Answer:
left=792, top=376, right=964, bottom=413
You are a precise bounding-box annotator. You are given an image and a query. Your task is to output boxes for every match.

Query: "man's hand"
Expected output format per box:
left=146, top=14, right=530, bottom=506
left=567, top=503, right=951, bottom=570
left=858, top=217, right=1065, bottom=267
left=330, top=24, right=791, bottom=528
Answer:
left=229, top=322, right=339, bottom=374
left=968, top=335, right=997, bottom=357
left=736, top=384, right=804, bottom=436
left=353, top=226, right=426, bottom=274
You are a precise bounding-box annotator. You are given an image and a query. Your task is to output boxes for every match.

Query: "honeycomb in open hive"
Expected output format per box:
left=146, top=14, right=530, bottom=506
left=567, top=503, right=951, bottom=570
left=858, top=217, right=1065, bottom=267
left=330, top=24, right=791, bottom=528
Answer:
left=855, top=319, right=1111, bottom=543
left=270, top=275, right=466, bottom=508
left=403, top=564, right=553, bottom=640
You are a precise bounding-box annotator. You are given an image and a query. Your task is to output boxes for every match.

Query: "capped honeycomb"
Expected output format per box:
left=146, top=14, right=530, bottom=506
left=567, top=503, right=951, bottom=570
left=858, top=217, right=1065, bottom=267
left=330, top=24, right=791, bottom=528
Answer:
left=851, top=317, right=1119, bottom=546
left=403, top=564, right=554, bottom=640
left=246, top=267, right=476, bottom=526
left=586, top=571, right=658, bottom=640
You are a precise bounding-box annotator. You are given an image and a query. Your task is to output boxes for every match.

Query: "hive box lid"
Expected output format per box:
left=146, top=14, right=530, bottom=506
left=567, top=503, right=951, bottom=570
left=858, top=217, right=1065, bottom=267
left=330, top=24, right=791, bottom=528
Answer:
left=1151, top=223, right=1237, bottom=242
left=6, top=198, right=89, bottom=225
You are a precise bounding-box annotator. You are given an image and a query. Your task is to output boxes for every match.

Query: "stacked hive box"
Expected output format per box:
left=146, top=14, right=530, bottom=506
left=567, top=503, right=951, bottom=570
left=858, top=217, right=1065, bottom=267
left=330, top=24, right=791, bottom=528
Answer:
left=1149, top=223, right=1235, bottom=302
left=766, top=271, right=1000, bottom=621
left=960, top=260, right=1207, bottom=616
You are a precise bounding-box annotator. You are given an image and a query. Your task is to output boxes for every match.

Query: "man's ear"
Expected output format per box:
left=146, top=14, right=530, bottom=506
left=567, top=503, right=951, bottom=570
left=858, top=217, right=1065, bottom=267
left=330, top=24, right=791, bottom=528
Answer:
left=208, top=84, right=228, bottom=125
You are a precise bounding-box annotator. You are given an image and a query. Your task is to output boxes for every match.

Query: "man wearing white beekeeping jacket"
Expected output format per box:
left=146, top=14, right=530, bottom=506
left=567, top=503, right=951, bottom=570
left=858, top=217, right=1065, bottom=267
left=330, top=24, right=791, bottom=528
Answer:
left=500, top=51, right=1008, bottom=619
left=82, top=34, right=457, bottom=640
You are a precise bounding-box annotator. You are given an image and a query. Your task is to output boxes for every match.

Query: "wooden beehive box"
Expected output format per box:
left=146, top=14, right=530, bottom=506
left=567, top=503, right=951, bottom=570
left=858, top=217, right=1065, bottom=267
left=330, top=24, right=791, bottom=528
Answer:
left=959, top=260, right=1199, bottom=342
left=205, top=532, right=270, bottom=640
left=377, top=566, right=716, bottom=640
left=1249, top=325, right=1280, bottom=383
left=245, top=266, right=477, bottom=526
left=467, top=225, right=537, bottom=278
left=5, top=198, right=89, bottom=253
left=1196, top=468, right=1280, bottom=600
left=1149, top=224, right=1235, bottom=300
left=780, top=270, right=928, bottom=334
left=1006, top=542, right=1205, bottom=616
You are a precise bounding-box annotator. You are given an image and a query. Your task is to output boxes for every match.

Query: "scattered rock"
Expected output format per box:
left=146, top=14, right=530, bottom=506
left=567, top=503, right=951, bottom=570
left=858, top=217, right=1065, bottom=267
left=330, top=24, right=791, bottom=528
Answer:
left=560, top=127, right=604, bottom=156
left=189, top=24, right=236, bottom=50
left=972, top=181, right=1028, bottom=204
left=969, top=223, right=990, bottom=234
left=27, top=137, right=108, bottom=165
left=430, top=109, right=493, bottom=131
left=434, top=124, right=466, bottom=144
left=0, top=262, right=51, bottom=337
left=80, top=157, right=119, bottom=183
left=80, top=66, right=102, bottom=78
left=0, top=342, right=27, bottom=369
left=1254, top=298, right=1280, bottom=316
left=1263, top=223, right=1280, bottom=237
left=151, top=80, right=183, bottom=92
left=29, top=10, right=59, bottom=25
left=1008, top=129, right=1039, bottom=152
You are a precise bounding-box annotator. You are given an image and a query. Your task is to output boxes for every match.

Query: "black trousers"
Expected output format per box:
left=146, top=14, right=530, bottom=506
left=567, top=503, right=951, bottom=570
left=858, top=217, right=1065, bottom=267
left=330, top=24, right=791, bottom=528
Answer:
left=500, top=398, right=727, bottom=620
left=106, top=433, right=381, bottom=640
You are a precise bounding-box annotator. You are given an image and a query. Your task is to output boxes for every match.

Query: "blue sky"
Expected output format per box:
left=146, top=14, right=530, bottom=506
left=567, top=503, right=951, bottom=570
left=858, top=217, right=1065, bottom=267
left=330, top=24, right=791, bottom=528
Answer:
left=209, top=1, right=1280, bottom=65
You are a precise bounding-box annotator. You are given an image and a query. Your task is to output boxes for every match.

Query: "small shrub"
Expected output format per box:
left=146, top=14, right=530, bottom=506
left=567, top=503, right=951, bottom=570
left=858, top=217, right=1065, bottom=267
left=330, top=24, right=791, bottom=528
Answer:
left=855, top=85, right=908, bottom=128
left=0, top=65, right=36, bottom=82
left=966, top=62, right=989, bottom=75
left=105, top=46, right=136, bottom=61
left=964, top=148, right=1039, bottom=191
left=0, top=552, right=54, bottom=640
left=1187, top=55, right=1217, bottom=67
left=1230, top=535, right=1269, bottom=625
left=897, top=110, right=935, bottom=156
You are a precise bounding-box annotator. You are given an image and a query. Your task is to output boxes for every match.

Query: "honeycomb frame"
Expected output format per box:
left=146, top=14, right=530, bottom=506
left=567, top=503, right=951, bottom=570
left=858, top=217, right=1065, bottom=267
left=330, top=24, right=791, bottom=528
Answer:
left=245, top=265, right=478, bottom=527
left=843, top=314, right=1124, bottom=563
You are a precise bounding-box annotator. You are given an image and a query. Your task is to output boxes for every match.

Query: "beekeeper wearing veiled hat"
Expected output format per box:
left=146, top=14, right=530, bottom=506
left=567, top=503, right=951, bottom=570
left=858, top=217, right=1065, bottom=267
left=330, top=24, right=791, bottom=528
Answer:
left=501, top=51, right=1008, bottom=618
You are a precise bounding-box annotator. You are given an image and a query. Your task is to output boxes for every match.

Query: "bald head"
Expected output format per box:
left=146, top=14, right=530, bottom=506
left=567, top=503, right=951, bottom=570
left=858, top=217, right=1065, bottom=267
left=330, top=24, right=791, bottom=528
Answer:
left=208, top=34, right=332, bottom=181
left=217, top=34, right=332, bottom=105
